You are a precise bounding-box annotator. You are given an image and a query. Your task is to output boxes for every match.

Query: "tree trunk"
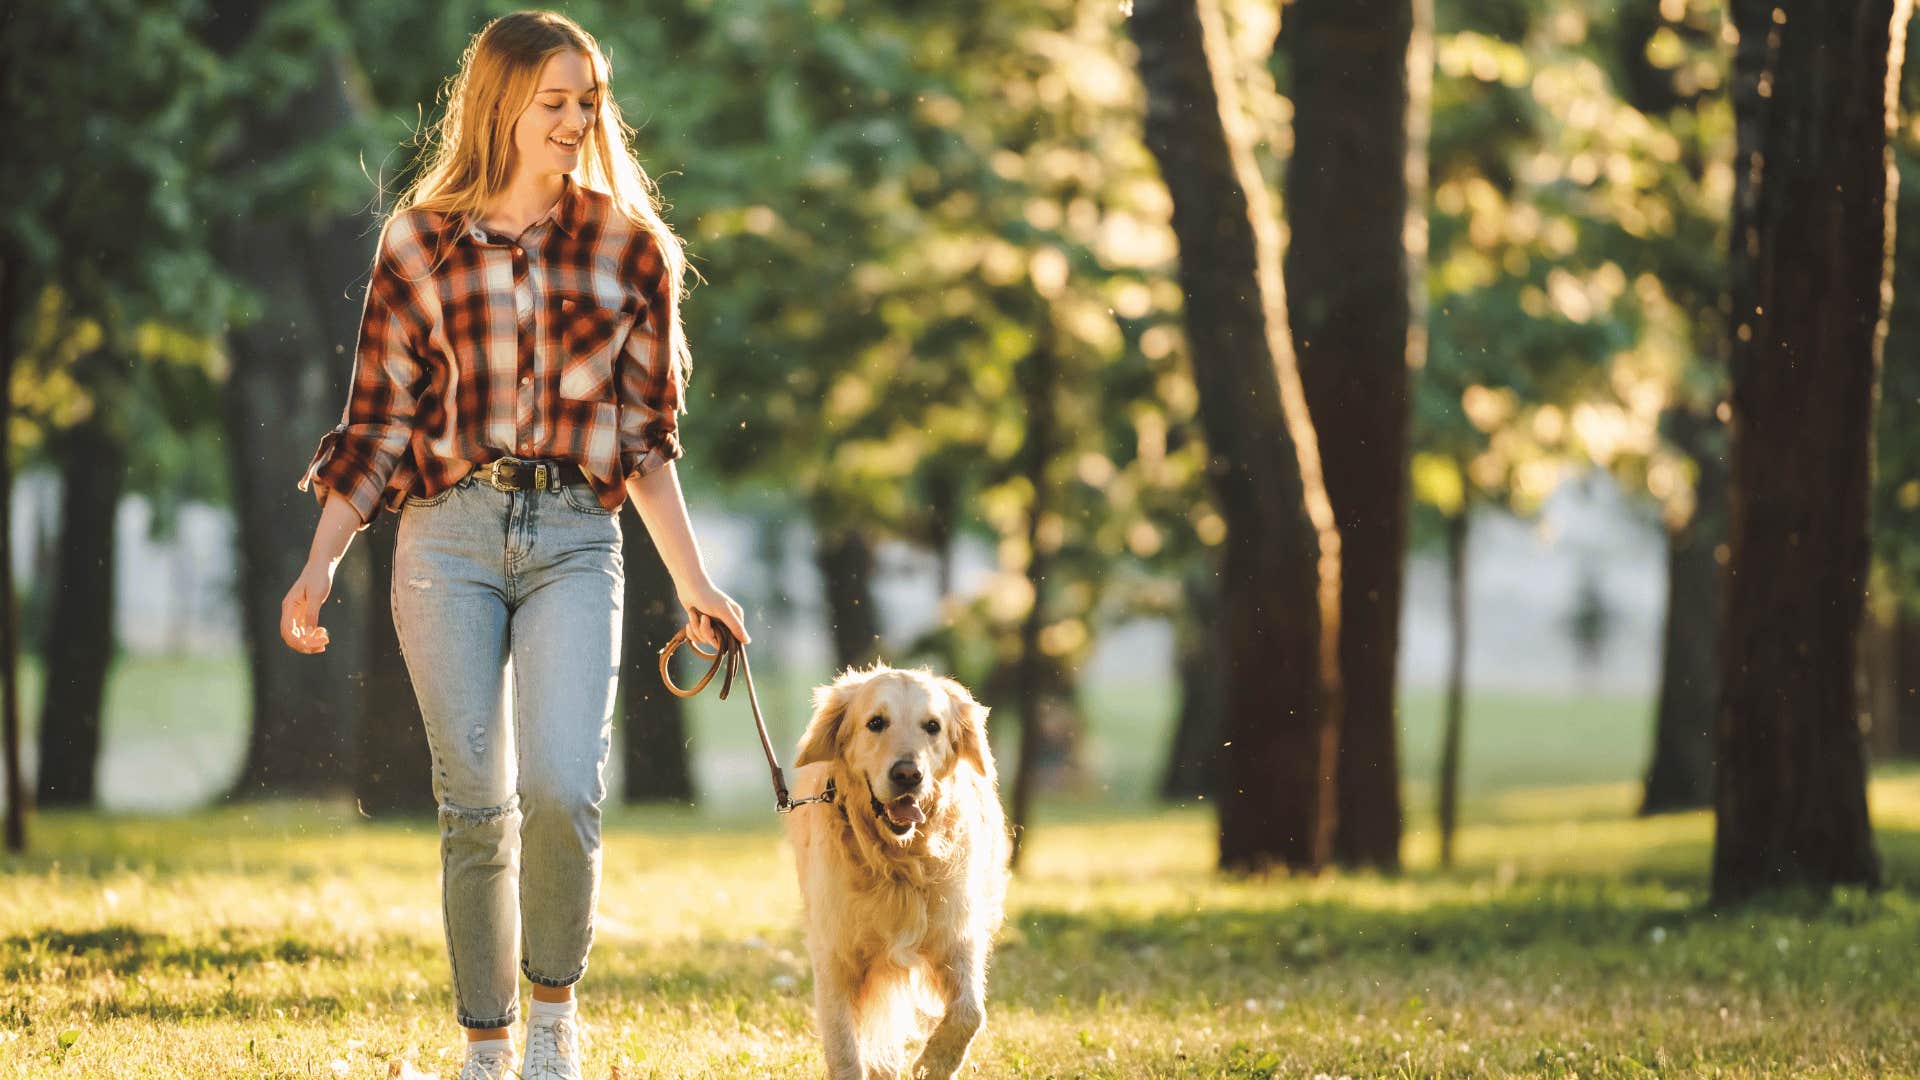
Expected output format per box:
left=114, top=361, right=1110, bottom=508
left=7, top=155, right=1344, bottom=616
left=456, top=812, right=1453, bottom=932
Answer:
left=1, top=251, right=26, bottom=850
left=1641, top=406, right=1725, bottom=815
left=813, top=511, right=883, bottom=670
left=1161, top=556, right=1225, bottom=801
left=1279, top=0, right=1428, bottom=872
left=1436, top=500, right=1468, bottom=869
left=1710, top=0, right=1903, bottom=904
left=1894, top=607, right=1920, bottom=757
left=203, top=3, right=373, bottom=797
left=1861, top=599, right=1900, bottom=758
left=923, top=467, right=961, bottom=604
left=353, top=525, right=432, bottom=815
left=34, top=413, right=127, bottom=808
left=1009, top=339, right=1058, bottom=869
left=621, top=513, right=696, bottom=804
left=1130, top=0, right=1343, bottom=874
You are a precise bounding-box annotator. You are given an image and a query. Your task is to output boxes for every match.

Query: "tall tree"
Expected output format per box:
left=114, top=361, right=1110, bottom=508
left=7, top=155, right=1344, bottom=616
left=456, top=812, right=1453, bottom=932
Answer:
left=1278, top=0, right=1430, bottom=871
left=32, top=409, right=127, bottom=807
left=813, top=512, right=885, bottom=671
left=1595, top=0, right=1733, bottom=817
left=0, top=253, right=22, bottom=850
left=7, top=0, right=232, bottom=813
left=1160, top=557, right=1225, bottom=801
left=1131, top=0, right=1343, bottom=873
left=201, top=1, right=375, bottom=797
left=1641, top=407, right=1724, bottom=814
left=1710, top=0, right=1905, bottom=903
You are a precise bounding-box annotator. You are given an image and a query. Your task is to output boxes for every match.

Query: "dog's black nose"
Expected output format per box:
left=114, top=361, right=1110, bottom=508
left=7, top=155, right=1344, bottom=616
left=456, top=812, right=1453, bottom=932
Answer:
left=889, top=760, right=923, bottom=791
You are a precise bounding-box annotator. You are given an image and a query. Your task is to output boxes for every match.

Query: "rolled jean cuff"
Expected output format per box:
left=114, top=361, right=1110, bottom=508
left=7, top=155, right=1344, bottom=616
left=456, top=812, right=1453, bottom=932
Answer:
left=459, top=1007, right=519, bottom=1030
left=523, top=959, right=587, bottom=988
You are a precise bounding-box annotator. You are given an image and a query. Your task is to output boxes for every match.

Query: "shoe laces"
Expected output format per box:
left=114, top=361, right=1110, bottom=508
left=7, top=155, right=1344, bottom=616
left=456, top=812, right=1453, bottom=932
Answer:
left=524, top=1015, right=581, bottom=1078
left=457, top=1046, right=515, bottom=1080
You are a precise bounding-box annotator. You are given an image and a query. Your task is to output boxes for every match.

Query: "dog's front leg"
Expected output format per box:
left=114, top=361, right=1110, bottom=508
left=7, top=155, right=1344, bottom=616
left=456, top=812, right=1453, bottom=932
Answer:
left=911, top=947, right=986, bottom=1080
left=812, top=964, right=866, bottom=1080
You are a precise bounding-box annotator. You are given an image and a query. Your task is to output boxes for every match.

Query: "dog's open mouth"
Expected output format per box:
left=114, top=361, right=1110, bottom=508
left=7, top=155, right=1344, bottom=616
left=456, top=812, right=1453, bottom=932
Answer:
left=874, top=793, right=924, bottom=834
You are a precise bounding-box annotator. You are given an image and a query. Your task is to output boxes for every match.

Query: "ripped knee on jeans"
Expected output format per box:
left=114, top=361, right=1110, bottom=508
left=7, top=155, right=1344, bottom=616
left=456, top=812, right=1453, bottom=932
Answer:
left=438, top=794, right=520, bottom=828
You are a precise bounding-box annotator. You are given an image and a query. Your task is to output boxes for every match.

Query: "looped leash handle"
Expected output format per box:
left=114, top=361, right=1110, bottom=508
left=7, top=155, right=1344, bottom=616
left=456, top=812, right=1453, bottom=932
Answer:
left=658, top=621, right=793, bottom=811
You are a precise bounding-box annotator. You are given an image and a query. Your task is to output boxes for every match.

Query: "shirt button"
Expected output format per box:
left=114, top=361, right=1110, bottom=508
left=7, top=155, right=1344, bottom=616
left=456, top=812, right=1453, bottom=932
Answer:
left=521, top=375, right=532, bottom=386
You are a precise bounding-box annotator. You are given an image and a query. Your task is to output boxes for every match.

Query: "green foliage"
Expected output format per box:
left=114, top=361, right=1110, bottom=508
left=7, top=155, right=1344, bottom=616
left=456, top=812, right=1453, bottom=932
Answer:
left=1, top=0, right=237, bottom=524
left=1413, top=0, right=1731, bottom=546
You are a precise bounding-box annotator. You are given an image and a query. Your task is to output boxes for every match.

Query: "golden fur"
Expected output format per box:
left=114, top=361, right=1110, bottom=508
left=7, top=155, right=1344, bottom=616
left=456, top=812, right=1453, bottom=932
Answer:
left=785, top=663, right=1010, bottom=1079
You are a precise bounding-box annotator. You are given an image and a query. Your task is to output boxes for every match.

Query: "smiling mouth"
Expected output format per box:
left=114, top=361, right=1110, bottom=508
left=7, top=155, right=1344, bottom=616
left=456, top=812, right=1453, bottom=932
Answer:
left=866, top=778, right=924, bottom=835
left=551, top=134, right=581, bottom=151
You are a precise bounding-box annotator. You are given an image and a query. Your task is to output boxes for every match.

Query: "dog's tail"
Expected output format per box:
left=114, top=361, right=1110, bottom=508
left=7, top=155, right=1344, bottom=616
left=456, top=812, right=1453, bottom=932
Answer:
left=853, top=960, right=944, bottom=1074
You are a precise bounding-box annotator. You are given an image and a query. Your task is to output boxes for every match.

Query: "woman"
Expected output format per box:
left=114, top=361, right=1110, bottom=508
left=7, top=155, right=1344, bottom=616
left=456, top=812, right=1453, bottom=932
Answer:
left=278, top=12, right=748, bottom=1080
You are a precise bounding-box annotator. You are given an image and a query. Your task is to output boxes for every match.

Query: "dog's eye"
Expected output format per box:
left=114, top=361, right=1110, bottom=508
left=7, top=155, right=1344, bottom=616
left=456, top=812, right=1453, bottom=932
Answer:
left=923, top=720, right=941, bottom=735
left=866, top=715, right=887, bottom=732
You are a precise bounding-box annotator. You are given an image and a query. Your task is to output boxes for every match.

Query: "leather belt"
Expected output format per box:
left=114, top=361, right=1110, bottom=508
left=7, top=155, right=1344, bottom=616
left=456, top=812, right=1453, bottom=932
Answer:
left=470, top=457, right=589, bottom=493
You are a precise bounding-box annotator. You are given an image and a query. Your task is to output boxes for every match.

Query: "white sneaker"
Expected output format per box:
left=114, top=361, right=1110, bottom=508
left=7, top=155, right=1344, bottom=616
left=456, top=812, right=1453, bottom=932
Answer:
left=521, top=1013, right=585, bottom=1080
left=456, top=1043, right=516, bottom=1080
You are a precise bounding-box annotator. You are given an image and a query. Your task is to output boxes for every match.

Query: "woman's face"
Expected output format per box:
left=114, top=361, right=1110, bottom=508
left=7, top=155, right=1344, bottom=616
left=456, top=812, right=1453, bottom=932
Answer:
left=509, top=50, right=597, bottom=180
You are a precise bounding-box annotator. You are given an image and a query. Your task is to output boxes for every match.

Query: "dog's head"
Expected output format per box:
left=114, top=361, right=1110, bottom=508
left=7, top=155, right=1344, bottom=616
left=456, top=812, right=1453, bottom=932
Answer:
left=794, top=663, right=994, bottom=839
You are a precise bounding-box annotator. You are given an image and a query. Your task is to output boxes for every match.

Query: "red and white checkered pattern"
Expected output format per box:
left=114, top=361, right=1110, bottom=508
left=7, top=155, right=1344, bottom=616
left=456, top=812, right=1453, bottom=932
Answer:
left=299, top=175, right=684, bottom=526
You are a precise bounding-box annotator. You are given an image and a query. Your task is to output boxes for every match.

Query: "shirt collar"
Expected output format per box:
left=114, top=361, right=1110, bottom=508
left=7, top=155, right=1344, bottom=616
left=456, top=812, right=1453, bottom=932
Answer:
left=436, top=175, right=583, bottom=247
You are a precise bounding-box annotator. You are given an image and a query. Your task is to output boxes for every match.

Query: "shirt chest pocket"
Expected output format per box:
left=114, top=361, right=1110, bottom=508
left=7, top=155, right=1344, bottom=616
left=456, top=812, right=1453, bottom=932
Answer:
left=551, top=292, right=633, bottom=402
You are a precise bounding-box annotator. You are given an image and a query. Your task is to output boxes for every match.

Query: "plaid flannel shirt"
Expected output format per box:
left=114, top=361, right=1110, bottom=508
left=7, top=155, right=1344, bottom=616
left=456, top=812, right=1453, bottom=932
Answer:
left=299, top=175, right=685, bottom=527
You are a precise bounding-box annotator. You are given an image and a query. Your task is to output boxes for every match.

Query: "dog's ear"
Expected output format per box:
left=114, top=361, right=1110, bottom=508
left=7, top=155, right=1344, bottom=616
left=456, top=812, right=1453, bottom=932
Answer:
left=940, top=678, right=996, bottom=785
left=795, top=674, right=860, bottom=767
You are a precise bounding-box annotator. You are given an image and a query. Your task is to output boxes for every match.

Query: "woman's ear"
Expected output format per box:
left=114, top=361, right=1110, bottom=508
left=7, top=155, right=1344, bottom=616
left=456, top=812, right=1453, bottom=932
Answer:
left=795, top=673, right=860, bottom=767
left=941, top=678, right=996, bottom=786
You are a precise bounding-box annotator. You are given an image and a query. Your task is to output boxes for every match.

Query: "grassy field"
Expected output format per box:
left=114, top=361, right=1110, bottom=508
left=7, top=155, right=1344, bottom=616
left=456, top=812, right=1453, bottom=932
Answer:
left=8, top=654, right=1920, bottom=1076
left=5, top=770, right=1919, bottom=1077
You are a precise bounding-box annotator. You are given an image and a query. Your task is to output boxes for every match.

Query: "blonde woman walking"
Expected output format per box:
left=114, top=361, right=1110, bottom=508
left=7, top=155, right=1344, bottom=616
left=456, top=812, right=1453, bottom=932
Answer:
left=278, top=12, right=748, bottom=1078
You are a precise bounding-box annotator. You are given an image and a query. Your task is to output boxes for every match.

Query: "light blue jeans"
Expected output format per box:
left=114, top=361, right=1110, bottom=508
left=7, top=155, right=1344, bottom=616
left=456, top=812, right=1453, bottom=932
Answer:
left=390, top=471, right=624, bottom=1029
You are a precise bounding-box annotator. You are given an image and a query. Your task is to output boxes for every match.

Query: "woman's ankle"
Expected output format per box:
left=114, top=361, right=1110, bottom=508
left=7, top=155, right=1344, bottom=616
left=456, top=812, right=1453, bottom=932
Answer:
left=529, top=985, right=574, bottom=1004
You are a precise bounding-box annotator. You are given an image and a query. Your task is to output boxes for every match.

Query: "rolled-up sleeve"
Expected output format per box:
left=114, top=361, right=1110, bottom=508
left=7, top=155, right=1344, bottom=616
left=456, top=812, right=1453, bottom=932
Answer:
left=297, top=242, right=425, bottom=529
left=617, top=236, right=686, bottom=482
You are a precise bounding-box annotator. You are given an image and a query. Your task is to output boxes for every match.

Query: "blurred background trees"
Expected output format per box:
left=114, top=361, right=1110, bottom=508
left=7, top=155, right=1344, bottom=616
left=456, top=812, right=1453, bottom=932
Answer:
left=3, top=0, right=1915, bottom=904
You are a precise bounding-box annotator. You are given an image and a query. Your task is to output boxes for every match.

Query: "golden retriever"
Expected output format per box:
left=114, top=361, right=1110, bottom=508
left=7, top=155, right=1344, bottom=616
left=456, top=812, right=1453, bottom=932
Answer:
left=784, top=663, right=1010, bottom=1079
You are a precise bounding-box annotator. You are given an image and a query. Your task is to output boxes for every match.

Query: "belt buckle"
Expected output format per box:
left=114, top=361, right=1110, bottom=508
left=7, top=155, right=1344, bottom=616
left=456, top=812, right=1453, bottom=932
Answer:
left=479, top=457, right=552, bottom=492
left=479, top=459, right=508, bottom=492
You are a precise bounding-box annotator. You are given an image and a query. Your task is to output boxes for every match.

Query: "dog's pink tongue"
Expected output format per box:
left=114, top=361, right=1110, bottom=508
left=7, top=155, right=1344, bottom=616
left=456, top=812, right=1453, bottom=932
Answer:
left=888, top=795, right=925, bottom=825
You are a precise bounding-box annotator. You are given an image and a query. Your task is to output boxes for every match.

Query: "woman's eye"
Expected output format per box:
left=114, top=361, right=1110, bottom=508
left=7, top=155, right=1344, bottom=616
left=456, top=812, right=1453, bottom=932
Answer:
left=866, top=716, right=887, bottom=733
left=923, top=720, right=941, bottom=735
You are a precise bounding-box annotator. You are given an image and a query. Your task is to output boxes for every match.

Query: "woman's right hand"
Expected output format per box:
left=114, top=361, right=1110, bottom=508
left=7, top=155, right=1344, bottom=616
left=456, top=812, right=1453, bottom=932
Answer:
left=281, top=559, right=337, bottom=654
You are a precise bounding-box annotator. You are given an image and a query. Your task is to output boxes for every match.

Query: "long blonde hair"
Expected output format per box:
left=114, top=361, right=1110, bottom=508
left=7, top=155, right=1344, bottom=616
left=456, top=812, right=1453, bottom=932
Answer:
left=393, top=10, right=693, bottom=391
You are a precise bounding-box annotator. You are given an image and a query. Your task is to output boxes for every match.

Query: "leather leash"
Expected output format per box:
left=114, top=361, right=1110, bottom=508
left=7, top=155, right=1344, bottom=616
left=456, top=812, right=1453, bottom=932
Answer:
left=656, top=622, right=833, bottom=813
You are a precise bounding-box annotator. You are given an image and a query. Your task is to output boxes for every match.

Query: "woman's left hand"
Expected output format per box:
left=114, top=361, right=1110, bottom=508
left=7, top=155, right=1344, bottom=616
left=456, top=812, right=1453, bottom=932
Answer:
left=678, top=580, right=749, bottom=649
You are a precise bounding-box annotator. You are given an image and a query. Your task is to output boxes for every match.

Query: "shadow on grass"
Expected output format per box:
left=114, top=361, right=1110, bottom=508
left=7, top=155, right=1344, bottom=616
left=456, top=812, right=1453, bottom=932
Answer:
left=4, top=923, right=436, bottom=980
left=989, top=871, right=1920, bottom=1010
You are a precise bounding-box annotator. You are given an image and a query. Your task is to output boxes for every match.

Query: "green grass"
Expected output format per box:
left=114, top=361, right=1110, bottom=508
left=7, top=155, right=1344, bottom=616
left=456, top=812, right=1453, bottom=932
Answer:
left=13, top=653, right=1918, bottom=1075
left=4, top=770, right=1919, bottom=1078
